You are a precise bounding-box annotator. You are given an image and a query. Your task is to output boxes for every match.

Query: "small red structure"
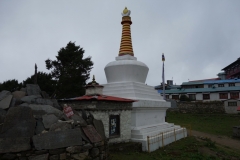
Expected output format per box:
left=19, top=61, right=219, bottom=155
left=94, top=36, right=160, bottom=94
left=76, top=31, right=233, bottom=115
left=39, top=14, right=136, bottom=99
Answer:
left=237, top=106, right=240, bottom=111
left=63, top=104, right=74, bottom=118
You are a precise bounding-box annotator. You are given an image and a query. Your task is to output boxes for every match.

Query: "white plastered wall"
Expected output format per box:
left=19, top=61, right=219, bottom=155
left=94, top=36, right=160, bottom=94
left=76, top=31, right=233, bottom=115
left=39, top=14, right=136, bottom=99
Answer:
left=90, top=110, right=132, bottom=143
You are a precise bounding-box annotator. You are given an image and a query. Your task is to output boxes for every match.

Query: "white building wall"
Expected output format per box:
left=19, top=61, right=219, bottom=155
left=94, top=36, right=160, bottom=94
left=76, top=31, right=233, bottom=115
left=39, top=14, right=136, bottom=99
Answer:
left=224, top=100, right=240, bottom=114
left=235, top=82, right=240, bottom=86
left=196, top=93, right=202, bottom=100
left=204, top=84, right=208, bottom=88
left=166, top=91, right=239, bottom=101
left=90, top=110, right=131, bottom=143
left=210, top=93, right=219, bottom=101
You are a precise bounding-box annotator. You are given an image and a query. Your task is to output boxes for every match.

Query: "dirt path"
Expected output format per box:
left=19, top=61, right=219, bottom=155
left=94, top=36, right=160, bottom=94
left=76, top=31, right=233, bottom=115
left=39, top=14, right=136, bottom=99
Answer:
left=189, top=130, right=240, bottom=150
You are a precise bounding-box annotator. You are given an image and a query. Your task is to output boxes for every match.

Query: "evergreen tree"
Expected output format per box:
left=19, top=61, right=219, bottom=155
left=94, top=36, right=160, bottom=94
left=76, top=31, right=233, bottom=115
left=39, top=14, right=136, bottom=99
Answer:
left=0, top=79, right=22, bottom=92
left=180, top=94, right=191, bottom=101
left=45, top=41, right=93, bottom=98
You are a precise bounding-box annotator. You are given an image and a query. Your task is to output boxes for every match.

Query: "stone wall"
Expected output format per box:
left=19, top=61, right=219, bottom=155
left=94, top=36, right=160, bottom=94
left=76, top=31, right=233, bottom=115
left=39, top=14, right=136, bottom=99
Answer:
left=167, top=101, right=225, bottom=114
left=90, top=110, right=131, bottom=143
left=225, top=106, right=239, bottom=114
left=0, top=85, right=109, bottom=160
left=59, top=100, right=132, bottom=144
left=224, top=100, right=240, bottom=114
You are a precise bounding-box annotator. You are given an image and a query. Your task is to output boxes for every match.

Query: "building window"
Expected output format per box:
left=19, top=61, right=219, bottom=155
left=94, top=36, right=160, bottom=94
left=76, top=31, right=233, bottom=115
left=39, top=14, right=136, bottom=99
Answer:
left=228, top=102, right=237, bottom=106
left=208, top=84, right=213, bottom=88
left=229, top=83, right=235, bottom=87
left=109, top=115, right=120, bottom=138
left=230, top=92, right=239, bottom=99
left=219, top=93, right=228, bottom=99
left=203, top=94, right=210, bottom=100
left=166, top=95, right=169, bottom=99
left=188, top=94, right=196, bottom=100
left=172, top=95, right=179, bottom=100
left=218, top=84, right=224, bottom=87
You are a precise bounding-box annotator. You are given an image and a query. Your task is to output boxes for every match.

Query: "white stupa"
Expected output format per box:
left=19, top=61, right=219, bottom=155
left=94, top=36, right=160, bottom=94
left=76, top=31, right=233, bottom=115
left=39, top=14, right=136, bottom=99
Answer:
left=103, top=7, right=186, bottom=152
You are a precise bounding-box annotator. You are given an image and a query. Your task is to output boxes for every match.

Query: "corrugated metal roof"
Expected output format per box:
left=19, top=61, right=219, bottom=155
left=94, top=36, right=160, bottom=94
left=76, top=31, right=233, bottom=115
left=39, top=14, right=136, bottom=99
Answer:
left=222, top=58, right=240, bottom=70
left=189, top=78, right=220, bottom=82
left=59, top=95, right=136, bottom=102
left=204, top=79, right=240, bottom=84
left=217, top=72, right=226, bottom=75
left=155, top=84, right=180, bottom=89
left=163, top=86, right=240, bottom=94
left=181, top=79, right=240, bottom=85
left=182, top=81, right=204, bottom=85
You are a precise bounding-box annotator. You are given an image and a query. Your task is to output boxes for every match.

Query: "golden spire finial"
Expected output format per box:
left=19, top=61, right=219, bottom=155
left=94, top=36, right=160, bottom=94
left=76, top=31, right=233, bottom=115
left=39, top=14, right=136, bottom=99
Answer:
left=123, top=7, right=128, bottom=14
left=122, top=7, right=131, bottom=17
left=92, top=75, right=96, bottom=84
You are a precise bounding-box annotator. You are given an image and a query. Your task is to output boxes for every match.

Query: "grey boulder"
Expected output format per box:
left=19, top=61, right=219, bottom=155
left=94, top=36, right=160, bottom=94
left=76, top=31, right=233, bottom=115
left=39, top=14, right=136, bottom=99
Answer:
left=26, top=104, right=63, bottom=118
left=12, top=91, right=26, bottom=99
left=0, top=95, right=13, bottom=109
left=0, top=107, right=36, bottom=138
left=0, top=90, right=11, bottom=101
left=21, top=95, right=41, bottom=104
left=42, top=114, right=59, bottom=129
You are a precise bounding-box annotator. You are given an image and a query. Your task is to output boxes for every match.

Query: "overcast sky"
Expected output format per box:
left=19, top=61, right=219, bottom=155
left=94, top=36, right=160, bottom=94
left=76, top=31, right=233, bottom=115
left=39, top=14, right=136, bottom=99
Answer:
left=1, top=0, right=240, bottom=86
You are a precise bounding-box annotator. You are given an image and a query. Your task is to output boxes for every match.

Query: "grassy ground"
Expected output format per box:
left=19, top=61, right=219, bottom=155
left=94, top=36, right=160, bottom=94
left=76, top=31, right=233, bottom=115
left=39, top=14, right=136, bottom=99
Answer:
left=110, top=136, right=240, bottom=160
left=166, top=112, right=240, bottom=137
left=110, top=113, right=240, bottom=160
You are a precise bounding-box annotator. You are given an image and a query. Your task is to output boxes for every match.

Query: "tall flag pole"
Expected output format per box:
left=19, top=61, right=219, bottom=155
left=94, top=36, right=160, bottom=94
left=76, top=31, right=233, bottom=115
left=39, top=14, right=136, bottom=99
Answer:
left=162, top=53, right=165, bottom=100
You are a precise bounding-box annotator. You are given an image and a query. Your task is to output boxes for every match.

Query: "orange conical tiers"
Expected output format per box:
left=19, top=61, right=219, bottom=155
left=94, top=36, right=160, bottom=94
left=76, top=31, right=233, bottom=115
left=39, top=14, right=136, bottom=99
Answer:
left=119, top=7, right=134, bottom=56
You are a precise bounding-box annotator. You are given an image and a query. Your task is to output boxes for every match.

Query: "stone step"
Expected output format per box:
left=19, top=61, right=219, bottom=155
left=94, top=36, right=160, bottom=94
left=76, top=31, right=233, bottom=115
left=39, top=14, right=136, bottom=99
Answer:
left=102, top=81, right=164, bottom=102
left=103, top=89, right=158, bottom=95
left=131, top=123, right=175, bottom=134
left=131, top=125, right=182, bottom=139
left=103, top=89, right=162, bottom=99
left=103, top=85, right=155, bottom=91
left=103, top=91, right=162, bottom=100
left=103, top=82, right=157, bottom=90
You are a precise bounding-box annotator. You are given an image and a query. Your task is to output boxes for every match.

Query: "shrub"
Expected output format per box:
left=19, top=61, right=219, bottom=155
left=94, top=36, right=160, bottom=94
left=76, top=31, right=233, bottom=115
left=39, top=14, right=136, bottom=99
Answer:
left=180, top=94, right=191, bottom=101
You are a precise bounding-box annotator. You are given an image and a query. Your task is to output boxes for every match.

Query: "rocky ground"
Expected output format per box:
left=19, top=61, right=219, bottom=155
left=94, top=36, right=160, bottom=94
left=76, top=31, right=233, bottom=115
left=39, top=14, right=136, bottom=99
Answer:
left=0, top=84, right=108, bottom=160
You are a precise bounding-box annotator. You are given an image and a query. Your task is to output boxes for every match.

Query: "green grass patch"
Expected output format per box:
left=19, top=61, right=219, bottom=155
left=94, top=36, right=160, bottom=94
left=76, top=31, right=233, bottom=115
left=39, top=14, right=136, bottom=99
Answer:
left=110, top=113, right=240, bottom=159
left=110, top=136, right=240, bottom=160
left=167, top=112, right=240, bottom=137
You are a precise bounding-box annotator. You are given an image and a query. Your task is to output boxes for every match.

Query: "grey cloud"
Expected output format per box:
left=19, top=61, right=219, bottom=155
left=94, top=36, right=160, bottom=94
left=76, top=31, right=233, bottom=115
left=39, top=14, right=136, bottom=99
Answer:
left=0, top=0, right=240, bottom=87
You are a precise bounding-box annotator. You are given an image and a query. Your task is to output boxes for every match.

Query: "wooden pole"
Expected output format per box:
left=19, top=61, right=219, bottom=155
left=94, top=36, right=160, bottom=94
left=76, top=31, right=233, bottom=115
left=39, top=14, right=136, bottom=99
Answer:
left=174, top=129, right=176, bottom=141
left=147, top=136, right=150, bottom=153
left=162, top=132, right=164, bottom=147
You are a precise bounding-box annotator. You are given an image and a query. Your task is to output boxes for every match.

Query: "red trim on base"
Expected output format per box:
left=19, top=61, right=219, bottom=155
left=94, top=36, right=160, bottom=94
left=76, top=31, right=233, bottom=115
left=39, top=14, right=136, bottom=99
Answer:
left=119, top=53, right=134, bottom=56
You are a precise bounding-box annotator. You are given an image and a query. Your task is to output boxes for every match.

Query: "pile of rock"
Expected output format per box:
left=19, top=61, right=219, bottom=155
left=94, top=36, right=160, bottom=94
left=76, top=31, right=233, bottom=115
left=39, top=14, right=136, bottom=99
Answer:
left=0, top=84, right=108, bottom=160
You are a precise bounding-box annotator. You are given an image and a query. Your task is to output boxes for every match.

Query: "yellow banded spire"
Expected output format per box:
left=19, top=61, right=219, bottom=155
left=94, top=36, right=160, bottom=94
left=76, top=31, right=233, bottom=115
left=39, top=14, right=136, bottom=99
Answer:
left=119, top=7, right=134, bottom=56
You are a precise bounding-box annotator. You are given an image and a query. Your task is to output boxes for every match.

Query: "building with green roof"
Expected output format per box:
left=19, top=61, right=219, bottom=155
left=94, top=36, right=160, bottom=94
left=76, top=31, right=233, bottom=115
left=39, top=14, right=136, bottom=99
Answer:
left=155, top=58, right=240, bottom=113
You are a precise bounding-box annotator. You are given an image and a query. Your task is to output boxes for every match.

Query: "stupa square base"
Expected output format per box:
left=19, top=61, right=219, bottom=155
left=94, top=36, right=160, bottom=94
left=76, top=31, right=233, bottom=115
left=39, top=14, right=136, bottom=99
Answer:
left=103, top=82, right=186, bottom=152
left=131, top=104, right=169, bottom=128
left=130, top=104, right=187, bottom=152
